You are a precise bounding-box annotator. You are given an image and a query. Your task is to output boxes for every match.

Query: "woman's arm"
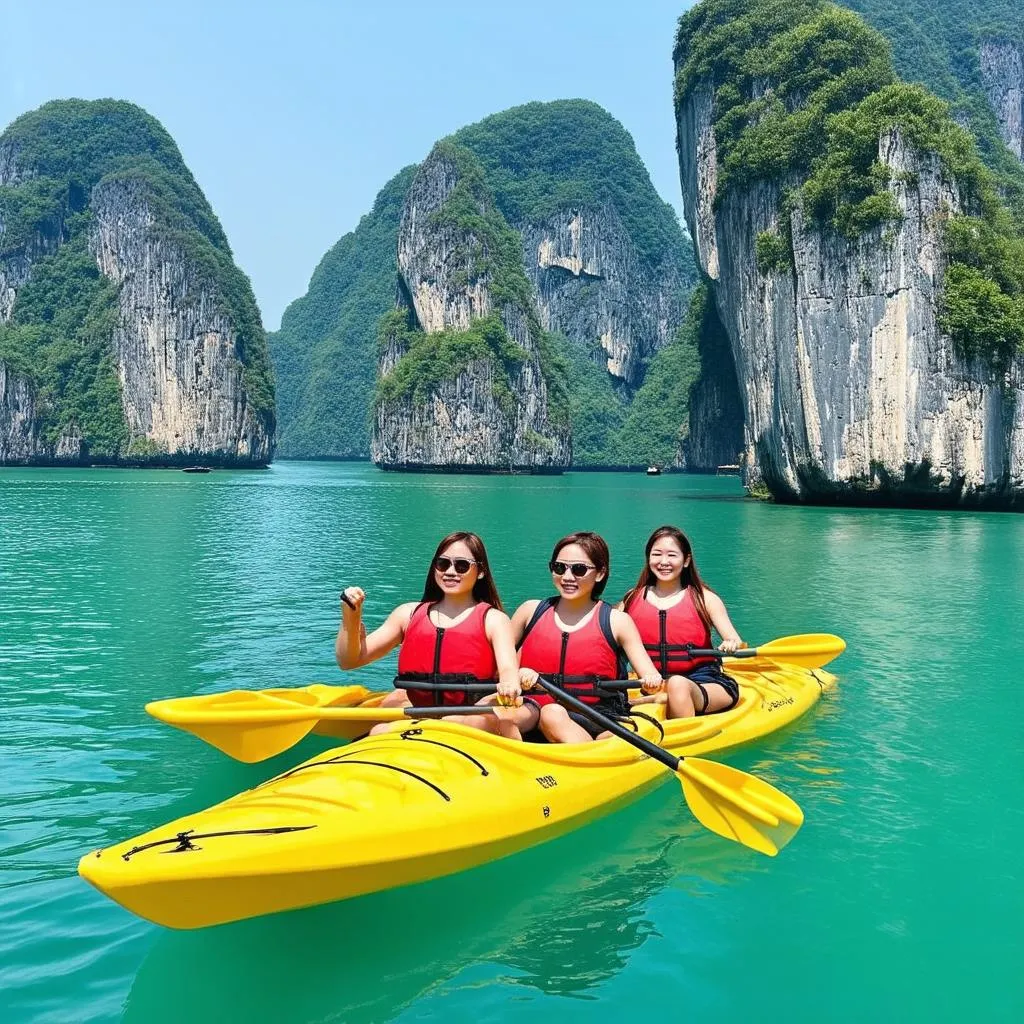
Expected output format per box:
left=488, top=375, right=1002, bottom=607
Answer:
left=508, top=599, right=540, bottom=644
left=335, top=590, right=415, bottom=670
left=485, top=608, right=521, bottom=704
left=509, top=600, right=541, bottom=690
left=704, top=590, right=742, bottom=652
left=610, top=609, right=662, bottom=690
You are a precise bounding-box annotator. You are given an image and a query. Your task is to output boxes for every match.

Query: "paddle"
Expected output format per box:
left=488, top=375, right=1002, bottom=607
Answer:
left=147, top=699, right=513, bottom=763
left=532, top=676, right=803, bottom=856
left=685, top=632, right=845, bottom=670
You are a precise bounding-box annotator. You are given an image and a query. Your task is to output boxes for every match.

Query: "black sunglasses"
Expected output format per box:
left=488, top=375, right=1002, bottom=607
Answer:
left=434, top=556, right=478, bottom=574
left=549, top=560, right=596, bottom=577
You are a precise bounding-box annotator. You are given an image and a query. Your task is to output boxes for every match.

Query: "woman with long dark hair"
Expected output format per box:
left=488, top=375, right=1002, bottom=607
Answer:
left=511, top=531, right=662, bottom=743
left=619, top=525, right=743, bottom=718
left=335, top=531, right=534, bottom=739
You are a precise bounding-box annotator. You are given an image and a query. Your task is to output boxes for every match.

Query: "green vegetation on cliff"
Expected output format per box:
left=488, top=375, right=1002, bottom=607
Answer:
left=376, top=310, right=527, bottom=414
left=559, top=288, right=704, bottom=468
left=0, top=99, right=273, bottom=457
left=269, top=166, right=415, bottom=458
left=675, top=0, right=1024, bottom=364
left=0, top=225, right=124, bottom=454
left=841, top=0, right=1024, bottom=211
left=452, top=100, right=687, bottom=273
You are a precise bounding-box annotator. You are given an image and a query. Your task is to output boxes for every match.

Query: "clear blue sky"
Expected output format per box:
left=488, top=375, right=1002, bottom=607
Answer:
left=2, top=0, right=696, bottom=329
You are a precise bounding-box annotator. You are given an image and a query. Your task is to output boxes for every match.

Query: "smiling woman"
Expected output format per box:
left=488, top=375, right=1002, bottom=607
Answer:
left=511, top=531, right=663, bottom=743
left=620, top=525, right=744, bottom=720
left=334, top=531, right=534, bottom=740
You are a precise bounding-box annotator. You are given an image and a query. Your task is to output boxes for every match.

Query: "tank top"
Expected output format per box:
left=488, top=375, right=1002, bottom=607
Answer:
left=397, top=601, right=496, bottom=707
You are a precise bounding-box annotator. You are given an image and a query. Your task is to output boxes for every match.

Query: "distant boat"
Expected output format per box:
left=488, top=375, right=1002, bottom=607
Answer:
left=646, top=466, right=661, bottom=476
left=716, top=464, right=741, bottom=477
left=182, top=466, right=211, bottom=474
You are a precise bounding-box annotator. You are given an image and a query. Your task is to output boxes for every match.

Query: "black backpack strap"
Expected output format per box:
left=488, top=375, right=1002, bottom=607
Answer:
left=598, top=601, right=627, bottom=678
left=516, top=596, right=557, bottom=651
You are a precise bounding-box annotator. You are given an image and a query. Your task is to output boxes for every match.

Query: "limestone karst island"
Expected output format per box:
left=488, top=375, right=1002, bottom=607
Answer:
left=3, top=0, right=1023, bottom=506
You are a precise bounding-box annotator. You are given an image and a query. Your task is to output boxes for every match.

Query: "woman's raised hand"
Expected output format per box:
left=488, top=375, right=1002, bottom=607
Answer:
left=518, top=667, right=540, bottom=691
left=639, top=674, right=664, bottom=694
left=341, top=587, right=365, bottom=617
left=496, top=678, right=523, bottom=707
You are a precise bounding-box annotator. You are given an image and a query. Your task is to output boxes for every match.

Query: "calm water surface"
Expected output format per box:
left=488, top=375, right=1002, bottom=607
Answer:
left=1, top=463, right=1021, bottom=1022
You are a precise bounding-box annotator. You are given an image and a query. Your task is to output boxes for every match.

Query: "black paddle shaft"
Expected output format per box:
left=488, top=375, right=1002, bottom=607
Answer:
left=534, top=676, right=680, bottom=772
left=403, top=705, right=503, bottom=718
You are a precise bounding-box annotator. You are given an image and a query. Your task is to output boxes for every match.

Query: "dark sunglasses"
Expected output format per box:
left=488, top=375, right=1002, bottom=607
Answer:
left=549, top=560, right=596, bottom=577
left=434, top=556, right=478, bottom=574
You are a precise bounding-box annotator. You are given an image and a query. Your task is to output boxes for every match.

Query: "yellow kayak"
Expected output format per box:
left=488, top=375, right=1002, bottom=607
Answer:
left=79, top=659, right=836, bottom=929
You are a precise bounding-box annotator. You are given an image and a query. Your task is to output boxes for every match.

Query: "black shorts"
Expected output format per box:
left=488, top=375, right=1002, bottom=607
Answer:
left=523, top=699, right=628, bottom=739
left=686, top=662, right=740, bottom=714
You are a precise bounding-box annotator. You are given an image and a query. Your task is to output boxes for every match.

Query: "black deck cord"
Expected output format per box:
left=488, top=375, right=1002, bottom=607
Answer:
left=399, top=728, right=490, bottom=776
left=120, top=825, right=315, bottom=860
left=260, top=753, right=451, bottom=800
left=625, top=710, right=665, bottom=742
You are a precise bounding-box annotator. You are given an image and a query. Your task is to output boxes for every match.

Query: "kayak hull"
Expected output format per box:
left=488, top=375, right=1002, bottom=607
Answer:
left=80, top=660, right=835, bottom=929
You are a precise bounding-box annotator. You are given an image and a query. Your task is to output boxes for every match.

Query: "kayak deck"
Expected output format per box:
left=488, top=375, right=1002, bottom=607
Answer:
left=81, top=660, right=836, bottom=929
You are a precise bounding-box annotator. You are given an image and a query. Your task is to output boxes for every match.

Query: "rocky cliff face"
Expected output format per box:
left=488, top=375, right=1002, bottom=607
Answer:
left=0, top=359, right=39, bottom=460
left=372, top=147, right=571, bottom=471
left=0, top=102, right=274, bottom=467
left=88, top=178, right=272, bottom=465
left=517, top=206, right=688, bottom=387
left=677, top=82, right=1024, bottom=506
left=980, top=40, right=1024, bottom=162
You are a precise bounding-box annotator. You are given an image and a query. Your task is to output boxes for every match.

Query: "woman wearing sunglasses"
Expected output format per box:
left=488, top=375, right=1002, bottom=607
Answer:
left=510, top=531, right=663, bottom=743
left=336, top=531, right=533, bottom=739
left=619, top=524, right=743, bottom=718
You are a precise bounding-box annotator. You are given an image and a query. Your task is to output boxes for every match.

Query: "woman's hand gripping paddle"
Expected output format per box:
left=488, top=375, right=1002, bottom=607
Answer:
left=691, top=632, right=845, bottom=669
left=534, top=676, right=804, bottom=856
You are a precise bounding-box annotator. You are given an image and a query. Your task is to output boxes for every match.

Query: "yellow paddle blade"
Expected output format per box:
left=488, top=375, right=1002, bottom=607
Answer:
left=146, top=685, right=374, bottom=763
left=677, top=757, right=803, bottom=856
left=751, top=633, right=846, bottom=669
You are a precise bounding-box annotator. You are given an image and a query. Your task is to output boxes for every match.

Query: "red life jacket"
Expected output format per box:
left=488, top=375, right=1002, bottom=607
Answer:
left=625, top=587, right=716, bottom=676
left=397, top=602, right=497, bottom=707
left=517, top=598, right=626, bottom=711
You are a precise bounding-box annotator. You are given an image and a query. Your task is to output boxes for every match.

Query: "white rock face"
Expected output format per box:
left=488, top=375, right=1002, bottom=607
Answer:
left=0, top=360, right=40, bottom=461
left=676, top=80, right=1024, bottom=507
left=0, top=137, right=273, bottom=465
left=518, top=206, right=689, bottom=386
left=980, top=40, right=1024, bottom=161
left=89, top=178, right=272, bottom=465
left=373, top=148, right=571, bottom=470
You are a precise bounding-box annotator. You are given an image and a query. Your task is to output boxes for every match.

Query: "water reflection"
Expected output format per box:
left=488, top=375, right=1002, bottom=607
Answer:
left=123, top=787, right=762, bottom=1023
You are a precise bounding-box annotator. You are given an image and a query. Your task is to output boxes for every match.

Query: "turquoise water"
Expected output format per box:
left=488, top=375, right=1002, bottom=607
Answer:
left=1, top=462, right=1022, bottom=1022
